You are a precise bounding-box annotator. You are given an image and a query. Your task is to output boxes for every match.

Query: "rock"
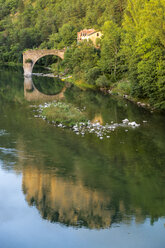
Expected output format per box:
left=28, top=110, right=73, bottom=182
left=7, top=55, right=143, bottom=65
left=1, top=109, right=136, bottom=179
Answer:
left=122, top=118, right=129, bottom=124
left=58, top=124, right=63, bottom=127
left=128, top=121, right=140, bottom=127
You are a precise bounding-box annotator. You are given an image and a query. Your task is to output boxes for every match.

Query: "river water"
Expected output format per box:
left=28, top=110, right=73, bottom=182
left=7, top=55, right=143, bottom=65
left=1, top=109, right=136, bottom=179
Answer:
left=0, top=66, right=165, bottom=248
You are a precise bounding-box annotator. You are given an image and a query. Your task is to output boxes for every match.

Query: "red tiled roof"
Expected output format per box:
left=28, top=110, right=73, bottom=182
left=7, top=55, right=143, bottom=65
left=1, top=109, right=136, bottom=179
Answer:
left=77, top=29, right=96, bottom=36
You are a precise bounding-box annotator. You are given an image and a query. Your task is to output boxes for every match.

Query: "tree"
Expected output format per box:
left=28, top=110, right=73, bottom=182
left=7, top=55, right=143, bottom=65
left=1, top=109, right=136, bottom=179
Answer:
left=99, top=20, right=121, bottom=81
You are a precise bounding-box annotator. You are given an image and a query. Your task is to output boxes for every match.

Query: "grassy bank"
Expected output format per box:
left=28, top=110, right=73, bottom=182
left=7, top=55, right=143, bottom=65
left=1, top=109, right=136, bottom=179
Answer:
left=41, top=102, right=87, bottom=126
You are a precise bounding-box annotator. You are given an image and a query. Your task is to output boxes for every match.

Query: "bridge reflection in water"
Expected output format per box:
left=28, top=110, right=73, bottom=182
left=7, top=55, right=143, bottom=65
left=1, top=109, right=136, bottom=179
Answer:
left=24, top=77, right=66, bottom=102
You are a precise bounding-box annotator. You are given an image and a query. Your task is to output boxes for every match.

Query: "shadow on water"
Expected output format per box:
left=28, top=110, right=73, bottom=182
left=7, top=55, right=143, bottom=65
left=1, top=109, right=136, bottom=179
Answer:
left=0, top=67, right=165, bottom=229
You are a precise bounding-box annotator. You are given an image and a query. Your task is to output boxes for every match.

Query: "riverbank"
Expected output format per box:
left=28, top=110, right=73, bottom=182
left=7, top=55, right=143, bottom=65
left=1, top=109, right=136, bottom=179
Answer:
left=49, top=67, right=153, bottom=111
left=60, top=75, right=154, bottom=112
left=0, top=63, right=159, bottom=112
left=34, top=71, right=156, bottom=112
left=108, top=79, right=153, bottom=111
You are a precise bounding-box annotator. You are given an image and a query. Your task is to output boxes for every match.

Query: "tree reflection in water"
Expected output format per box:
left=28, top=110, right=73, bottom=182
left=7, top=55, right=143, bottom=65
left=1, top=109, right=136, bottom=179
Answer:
left=0, top=67, right=165, bottom=229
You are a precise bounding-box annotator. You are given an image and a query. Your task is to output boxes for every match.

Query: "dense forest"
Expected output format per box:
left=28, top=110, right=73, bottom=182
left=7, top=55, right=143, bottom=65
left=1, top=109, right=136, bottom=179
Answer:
left=0, top=0, right=165, bottom=109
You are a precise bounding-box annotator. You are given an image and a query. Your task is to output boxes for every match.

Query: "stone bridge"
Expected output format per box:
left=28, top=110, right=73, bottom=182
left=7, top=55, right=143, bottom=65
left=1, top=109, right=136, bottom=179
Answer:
left=23, top=49, right=65, bottom=77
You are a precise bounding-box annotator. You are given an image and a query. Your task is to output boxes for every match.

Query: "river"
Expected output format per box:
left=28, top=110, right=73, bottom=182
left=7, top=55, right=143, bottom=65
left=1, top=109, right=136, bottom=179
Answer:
left=0, top=66, right=165, bottom=248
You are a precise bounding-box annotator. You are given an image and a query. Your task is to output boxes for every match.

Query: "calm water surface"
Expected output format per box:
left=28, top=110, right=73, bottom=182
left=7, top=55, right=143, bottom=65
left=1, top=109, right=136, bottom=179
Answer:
left=0, top=66, right=165, bottom=248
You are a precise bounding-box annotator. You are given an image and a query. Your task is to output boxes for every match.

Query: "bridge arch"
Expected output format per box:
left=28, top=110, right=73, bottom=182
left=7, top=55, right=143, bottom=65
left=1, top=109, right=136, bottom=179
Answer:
left=23, top=49, right=65, bottom=77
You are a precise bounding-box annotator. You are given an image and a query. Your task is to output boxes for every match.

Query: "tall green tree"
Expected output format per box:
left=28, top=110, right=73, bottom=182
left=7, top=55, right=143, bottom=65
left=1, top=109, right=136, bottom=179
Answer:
left=99, top=20, right=121, bottom=81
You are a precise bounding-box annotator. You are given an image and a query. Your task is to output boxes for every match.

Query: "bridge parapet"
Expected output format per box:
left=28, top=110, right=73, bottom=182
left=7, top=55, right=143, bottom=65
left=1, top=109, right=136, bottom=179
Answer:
left=23, top=49, right=65, bottom=77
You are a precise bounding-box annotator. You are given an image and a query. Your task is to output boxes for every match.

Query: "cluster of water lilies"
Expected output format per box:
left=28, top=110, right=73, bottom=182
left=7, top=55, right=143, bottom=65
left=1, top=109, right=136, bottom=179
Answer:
left=33, top=102, right=141, bottom=139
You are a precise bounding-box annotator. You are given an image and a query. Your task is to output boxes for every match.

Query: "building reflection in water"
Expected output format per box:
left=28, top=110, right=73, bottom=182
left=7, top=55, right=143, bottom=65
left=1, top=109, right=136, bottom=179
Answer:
left=20, top=157, right=147, bottom=229
left=22, top=165, right=113, bottom=229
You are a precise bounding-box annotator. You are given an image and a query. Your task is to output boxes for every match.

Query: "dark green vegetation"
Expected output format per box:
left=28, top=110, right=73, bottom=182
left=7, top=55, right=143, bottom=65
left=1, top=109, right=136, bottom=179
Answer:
left=41, top=102, right=87, bottom=126
left=0, top=65, right=25, bottom=103
left=33, top=76, right=65, bottom=95
left=0, top=0, right=165, bottom=109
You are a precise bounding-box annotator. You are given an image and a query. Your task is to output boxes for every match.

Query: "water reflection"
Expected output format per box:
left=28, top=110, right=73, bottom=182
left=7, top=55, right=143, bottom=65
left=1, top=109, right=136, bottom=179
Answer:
left=0, top=68, right=165, bottom=231
left=22, top=166, right=112, bottom=228
left=24, top=77, right=66, bottom=102
left=13, top=119, right=165, bottom=229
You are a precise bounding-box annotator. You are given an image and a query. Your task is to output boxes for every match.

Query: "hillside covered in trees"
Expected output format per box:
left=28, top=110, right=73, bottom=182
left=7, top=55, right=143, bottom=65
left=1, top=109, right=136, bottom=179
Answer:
left=0, top=0, right=165, bottom=109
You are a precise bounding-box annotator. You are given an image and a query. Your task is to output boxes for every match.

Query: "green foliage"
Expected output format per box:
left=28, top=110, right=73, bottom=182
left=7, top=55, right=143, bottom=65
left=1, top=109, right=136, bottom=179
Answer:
left=42, top=102, right=87, bottom=126
left=99, top=21, right=122, bottom=81
left=111, top=79, right=131, bottom=95
left=25, top=58, right=33, bottom=64
left=47, top=23, right=77, bottom=49
left=95, top=75, right=110, bottom=88
left=1, top=0, right=165, bottom=109
left=63, top=41, right=99, bottom=82
left=85, top=67, right=101, bottom=85
left=121, top=0, right=165, bottom=109
left=0, top=0, right=126, bottom=63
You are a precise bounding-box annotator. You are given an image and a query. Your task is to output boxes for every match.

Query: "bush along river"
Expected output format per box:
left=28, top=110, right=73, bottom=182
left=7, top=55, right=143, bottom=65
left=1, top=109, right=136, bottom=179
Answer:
left=0, top=66, right=165, bottom=248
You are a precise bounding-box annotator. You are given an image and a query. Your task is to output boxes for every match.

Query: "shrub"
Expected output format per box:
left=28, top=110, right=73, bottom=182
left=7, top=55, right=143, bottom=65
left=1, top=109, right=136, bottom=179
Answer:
left=85, top=67, right=101, bottom=85
left=117, top=80, right=131, bottom=95
left=95, top=75, right=110, bottom=88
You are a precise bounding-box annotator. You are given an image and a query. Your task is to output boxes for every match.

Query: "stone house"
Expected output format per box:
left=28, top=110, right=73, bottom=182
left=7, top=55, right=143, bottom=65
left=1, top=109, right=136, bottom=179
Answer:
left=77, top=29, right=102, bottom=47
